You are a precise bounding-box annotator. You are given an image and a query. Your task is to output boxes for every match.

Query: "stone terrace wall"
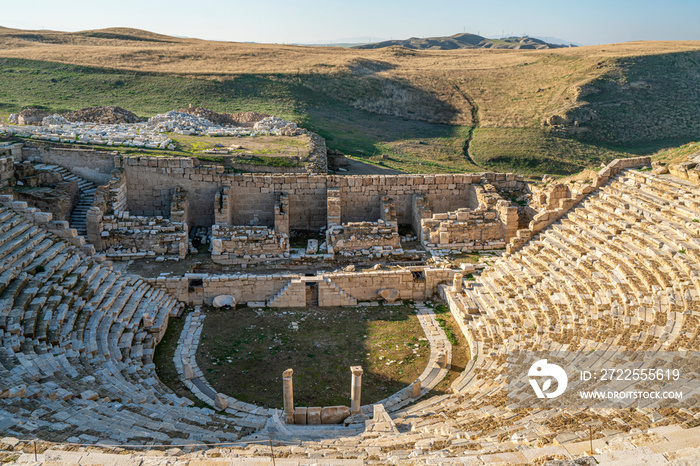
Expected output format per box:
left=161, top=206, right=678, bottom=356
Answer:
left=110, top=156, right=529, bottom=230
left=327, top=221, right=401, bottom=257
left=0, top=155, right=15, bottom=193
left=420, top=208, right=505, bottom=250
left=97, top=211, right=188, bottom=260
left=151, top=268, right=454, bottom=305
left=19, top=142, right=116, bottom=185
left=211, top=225, right=289, bottom=265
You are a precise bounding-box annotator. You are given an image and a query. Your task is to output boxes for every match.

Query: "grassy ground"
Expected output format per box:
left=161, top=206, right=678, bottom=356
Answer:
left=471, top=127, right=639, bottom=175
left=196, top=304, right=431, bottom=409
left=431, top=303, right=471, bottom=392
left=0, top=58, right=302, bottom=120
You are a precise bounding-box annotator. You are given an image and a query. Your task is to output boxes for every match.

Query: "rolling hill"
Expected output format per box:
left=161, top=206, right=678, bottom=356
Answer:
left=355, top=33, right=573, bottom=50
left=0, top=26, right=698, bottom=175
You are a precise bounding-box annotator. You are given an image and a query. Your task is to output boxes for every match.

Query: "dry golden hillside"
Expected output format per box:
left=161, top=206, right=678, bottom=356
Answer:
left=1, top=27, right=699, bottom=175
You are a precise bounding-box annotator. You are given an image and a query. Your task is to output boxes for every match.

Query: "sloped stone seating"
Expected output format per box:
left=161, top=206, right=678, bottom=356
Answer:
left=0, top=203, right=250, bottom=444
left=363, top=167, right=700, bottom=458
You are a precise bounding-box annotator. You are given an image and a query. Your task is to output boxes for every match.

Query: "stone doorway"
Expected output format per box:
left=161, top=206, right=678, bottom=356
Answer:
left=306, top=282, right=319, bottom=306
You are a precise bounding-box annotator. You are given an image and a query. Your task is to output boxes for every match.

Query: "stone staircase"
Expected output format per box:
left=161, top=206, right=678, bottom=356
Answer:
left=318, top=278, right=357, bottom=307
left=268, top=278, right=305, bottom=307
left=34, top=164, right=97, bottom=237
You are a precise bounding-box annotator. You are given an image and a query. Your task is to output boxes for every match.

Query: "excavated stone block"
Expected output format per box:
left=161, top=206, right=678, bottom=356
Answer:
left=321, top=406, right=351, bottom=424
left=306, top=407, right=321, bottom=425
left=294, top=407, right=307, bottom=425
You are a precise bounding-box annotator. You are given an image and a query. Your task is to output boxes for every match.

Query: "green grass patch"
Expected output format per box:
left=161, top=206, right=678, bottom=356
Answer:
left=470, top=127, right=637, bottom=176
left=0, top=57, right=302, bottom=120
left=196, top=304, right=433, bottom=408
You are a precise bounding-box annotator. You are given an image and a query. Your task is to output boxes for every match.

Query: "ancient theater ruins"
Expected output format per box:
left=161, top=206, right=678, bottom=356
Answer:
left=0, top=108, right=699, bottom=464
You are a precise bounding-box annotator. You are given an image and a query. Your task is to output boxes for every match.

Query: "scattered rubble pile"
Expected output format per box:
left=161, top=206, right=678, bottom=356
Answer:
left=253, top=116, right=301, bottom=136
left=62, top=106, right=142, bottom=124
left=10, top=108, right=49, bottom=126
left=1, top=121, right=174, bottom=149
left=228, top=111, right=270, bottom=126
left=146, top=111, right=216, bottom=134
left=42, top=114, right=69, bottom=126
left=146, top=111, right=302, bottom=137
left=4, top=106, right=302, bottom=141
left=177, top=106, right=269, bottom=127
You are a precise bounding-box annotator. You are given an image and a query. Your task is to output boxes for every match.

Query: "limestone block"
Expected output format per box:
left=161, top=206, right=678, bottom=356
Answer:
left=215, top=394, right=229, bottom=410
left=411, top=380, right=422, bottom=398
left=183, top=363, right=195, bottom=380
left=81, top=390, right=99, bottom=401
left=293, top=407, right=307, bottom=425
left=306, top=239, right=319, bottom=254
left=212, top=295, right=236, bottom=308
left=306, top=407, right=322, bottom=425
left=321, top=406, right=351, bottom=424
left=33, top=211, right=52, bottom=223
left=378, top=288, right=400, bottom=303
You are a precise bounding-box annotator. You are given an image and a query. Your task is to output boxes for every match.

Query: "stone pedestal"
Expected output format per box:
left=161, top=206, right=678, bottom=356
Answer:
left=411, top=379, right=422, bottom=398
left=452, top=273, right=464, bottom=293
left=282, top=368, right=294, bottom=424
left=350, top=366, right=363, bottom=414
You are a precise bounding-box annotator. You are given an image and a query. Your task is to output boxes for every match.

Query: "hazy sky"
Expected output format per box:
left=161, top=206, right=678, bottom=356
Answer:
left=3, top=0, right=700, bottom=45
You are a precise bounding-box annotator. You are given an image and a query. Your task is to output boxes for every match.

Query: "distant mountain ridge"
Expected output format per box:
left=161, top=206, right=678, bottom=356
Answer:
left=355, top=33, right=576, bottom=50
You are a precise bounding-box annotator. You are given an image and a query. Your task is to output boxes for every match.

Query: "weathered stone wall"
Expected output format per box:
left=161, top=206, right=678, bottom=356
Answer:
left=88, top=169, right=187, bottom=259
left=327, top=221, right=401, bottom=257
left=117, top=157, right=326, bottom=228
left=331, top=174, right=471, bottom=224
left=153, top=273, right=298, bottom=305
left=150, top=268, right=454, bottom=305
left=325, top=268, right=455, bottom=302
left=211, top=225, right=289, bottom=265
left=0, top=155, right=14, bottom=192
left=97, top=211, right=188, bottom=260
left=14, top=182, right=79, bottom=221
left=115, top=155, right=529, bottom=230
left=170, top=187, right=189, bottom=226
left=420, top=208, right=505, bottom=250
left=12, top=162, right=80, bottom=221
left=19, top=142, right=116, bottom=185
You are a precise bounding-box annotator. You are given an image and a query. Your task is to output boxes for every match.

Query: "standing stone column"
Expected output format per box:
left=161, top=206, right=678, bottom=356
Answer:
left=350, top=366, right=363, bottom=414
left=282, top=368, right=294, bottom=424
left=452, top=272, right=464, bottom=293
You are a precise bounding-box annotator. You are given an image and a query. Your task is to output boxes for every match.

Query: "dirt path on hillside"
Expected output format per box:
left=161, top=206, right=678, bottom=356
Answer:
left=452, top=84, right=481, bottom=167
left=339, top=158, right=404, bottom=175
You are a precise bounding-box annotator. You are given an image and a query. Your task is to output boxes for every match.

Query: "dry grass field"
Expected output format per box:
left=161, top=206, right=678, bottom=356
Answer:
left=1, top=26, right=699, bottom=175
